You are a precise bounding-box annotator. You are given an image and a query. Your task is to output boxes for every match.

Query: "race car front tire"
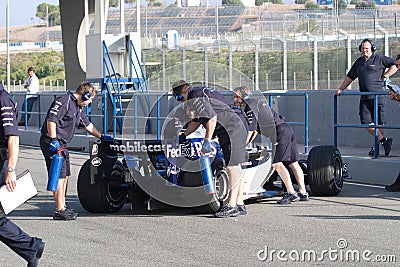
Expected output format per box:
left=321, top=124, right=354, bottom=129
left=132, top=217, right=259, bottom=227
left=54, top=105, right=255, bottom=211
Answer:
left=77, top=159, right=127, bottom=213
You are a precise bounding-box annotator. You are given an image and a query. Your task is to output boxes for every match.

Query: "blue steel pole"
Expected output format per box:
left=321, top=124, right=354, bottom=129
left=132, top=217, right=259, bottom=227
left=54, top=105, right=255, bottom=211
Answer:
left=102, top=42, right=108, bottom=136
left=37, top=95, right=41, bottom=131
left=374, top=94, right=379, bottom=158
left=334, top=95, right=338, bottom=148
left=134, top=94, right=138, bottom=139
left=102, top=87, right=107, bottom=136
left=304, top=93, right=309, bottom=153
left=157, top=95, right=161, bottom=140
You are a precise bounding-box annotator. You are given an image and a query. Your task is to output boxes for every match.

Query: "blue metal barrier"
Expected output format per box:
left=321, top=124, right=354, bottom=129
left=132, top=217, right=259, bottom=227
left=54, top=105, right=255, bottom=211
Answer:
left=263, top=91, right=309, bottom=154
left=334, top=91, right=400, bottom=158
left=12, top=92, right=65, bottom=131
left=12, top=92, right=102, bottom=135
left=12, top=90, right=310, bottom=153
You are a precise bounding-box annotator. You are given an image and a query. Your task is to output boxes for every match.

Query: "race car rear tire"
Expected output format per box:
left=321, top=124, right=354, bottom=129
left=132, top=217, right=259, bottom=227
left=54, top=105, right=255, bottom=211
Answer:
left=77, top=159, right=127, bottom=213
left=307, top=146, right=344, bottom=196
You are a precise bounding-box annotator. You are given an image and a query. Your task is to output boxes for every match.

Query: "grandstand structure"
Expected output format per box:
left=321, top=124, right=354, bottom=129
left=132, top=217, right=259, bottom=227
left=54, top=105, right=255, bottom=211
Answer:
left=104, top=5, right=400, bottom=44
left=106, top=6, right=248, bottom=37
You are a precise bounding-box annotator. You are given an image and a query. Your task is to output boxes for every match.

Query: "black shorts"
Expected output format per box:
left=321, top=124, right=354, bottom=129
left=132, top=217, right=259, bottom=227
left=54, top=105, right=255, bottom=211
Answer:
left=273, top=123, right=299, bottom=164
left=359, top=98, right=387, bottom=125
left=40, top=136, right=70, bottom=178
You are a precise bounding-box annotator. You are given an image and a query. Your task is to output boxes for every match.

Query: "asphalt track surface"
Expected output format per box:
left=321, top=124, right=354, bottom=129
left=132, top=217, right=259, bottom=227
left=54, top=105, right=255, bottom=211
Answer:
left=0, top=146, right=399, bottom=266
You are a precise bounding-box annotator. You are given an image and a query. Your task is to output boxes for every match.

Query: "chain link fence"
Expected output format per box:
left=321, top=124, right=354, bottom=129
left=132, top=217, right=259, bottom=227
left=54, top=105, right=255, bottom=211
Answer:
left=6, top=6, right=400, bottom=91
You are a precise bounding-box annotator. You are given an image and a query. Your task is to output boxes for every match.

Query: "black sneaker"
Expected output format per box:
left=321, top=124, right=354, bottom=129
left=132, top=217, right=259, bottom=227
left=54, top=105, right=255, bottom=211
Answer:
left=385, top=182, right=400, bottom=192
left=214, top=205, right=240, bottom=218
left=368, top=146, right=375, bottom=156
left=65, top=207, right=79, bottom=219
left=53, top=208, right=78, bottom=220
left=277, top=193, right=300, bottom=204
left=237, top=205, right=247, bottom=215
left=297, top=192, right=310, bottom=201
left=381, top=138, right=393, bottom=156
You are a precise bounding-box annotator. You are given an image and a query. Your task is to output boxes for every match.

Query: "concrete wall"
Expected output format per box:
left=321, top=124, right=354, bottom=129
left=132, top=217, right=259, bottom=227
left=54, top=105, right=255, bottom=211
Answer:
left=60, top=0, right=96, bottom=88
left=16, top=90, right=400, bottom=185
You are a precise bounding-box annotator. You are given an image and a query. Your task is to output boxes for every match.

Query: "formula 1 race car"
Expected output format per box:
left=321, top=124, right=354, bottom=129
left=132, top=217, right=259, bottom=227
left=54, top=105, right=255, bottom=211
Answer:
left=77, top=137, right=348, bottom=213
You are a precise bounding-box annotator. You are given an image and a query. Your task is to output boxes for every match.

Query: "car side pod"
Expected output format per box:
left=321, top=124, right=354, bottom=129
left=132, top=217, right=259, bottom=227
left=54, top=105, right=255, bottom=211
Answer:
left=200, top=155, right=216, bottom=194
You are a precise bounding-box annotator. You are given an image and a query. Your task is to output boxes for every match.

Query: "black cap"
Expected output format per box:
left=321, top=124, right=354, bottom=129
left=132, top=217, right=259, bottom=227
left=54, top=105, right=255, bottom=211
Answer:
left=172, top=80, right=189, bottom=92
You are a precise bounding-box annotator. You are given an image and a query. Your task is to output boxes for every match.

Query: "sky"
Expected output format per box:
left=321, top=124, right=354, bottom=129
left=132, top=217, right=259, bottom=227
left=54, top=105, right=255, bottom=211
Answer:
left=0, top=0, right=223, bottom=28
left=0, top=0, right=59, bottom=27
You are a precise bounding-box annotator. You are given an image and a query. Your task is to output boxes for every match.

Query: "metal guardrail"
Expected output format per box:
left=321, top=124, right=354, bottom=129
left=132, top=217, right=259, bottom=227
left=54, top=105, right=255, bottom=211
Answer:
left=263, top=91, right=309, bottom=154
left=12, top=92, right=100, bottom=137
left=122, top=91, right=309, bottom=153
left=12, top=90, right=310, bottom=154
left=334, top=91, right=400, bottom=158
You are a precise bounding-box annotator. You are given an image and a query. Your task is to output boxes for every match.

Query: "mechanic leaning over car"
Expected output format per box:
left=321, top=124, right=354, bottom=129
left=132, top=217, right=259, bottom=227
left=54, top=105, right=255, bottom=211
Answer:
left=172, top=80, right=248, bottom=218
left=233, top=85, right=309, bottom=204
left=39, top=81, right=113, bottom=220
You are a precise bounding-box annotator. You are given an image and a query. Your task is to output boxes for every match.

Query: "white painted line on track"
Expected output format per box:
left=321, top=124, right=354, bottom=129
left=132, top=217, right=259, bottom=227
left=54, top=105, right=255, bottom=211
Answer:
left=344, top=181, right=385, bottom=189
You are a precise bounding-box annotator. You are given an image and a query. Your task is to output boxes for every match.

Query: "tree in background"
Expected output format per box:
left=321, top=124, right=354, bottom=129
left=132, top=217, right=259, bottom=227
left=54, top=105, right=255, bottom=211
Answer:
left=223, top=0, right=245, bottom=6
left=148, top=0, right=163, bottom=7
left=297, top=19, right=320, bottom=34
left=255, top=0, right=283, bottom=5
left=109, top=0, right=137, bottom=7
left=304, top=0, right=320, bottom=9
left=36, top=3, right=60, bottom=26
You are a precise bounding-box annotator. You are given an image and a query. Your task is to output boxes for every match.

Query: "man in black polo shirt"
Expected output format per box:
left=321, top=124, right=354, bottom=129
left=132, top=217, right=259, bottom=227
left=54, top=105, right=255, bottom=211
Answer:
left=0, top=84, right=44, bottom=266
left=40, top=81, right=111, bottom=220
left=336, top=39, right=397, bottom=156
left=172, top=80, right=248, bottom=218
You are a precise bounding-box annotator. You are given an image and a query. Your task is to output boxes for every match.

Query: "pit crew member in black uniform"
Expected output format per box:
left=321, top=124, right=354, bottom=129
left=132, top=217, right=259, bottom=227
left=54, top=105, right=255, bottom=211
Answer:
left=0, top=84, right=45, bottom=266
left=172, top=80, right=248, bottom=218
left=40, top=81, right=111, bottom=220
left=336, top=39, right=397, bottom=156
left=233, top=86, right=309, bottom=204
left=385, top=54, right=400, bottom=192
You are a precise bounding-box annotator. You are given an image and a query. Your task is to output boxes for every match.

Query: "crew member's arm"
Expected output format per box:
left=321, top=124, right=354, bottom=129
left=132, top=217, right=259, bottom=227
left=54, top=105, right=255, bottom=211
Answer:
left=336, top=76, right=353, bottom=96
left=204, top=115, right=217, bottom=141
left=247, top=130, right=258, bottom=145
left=5, top=135, right=18, bottom=192
left=47, top=121, right=57, bottom=139
left=24, top=78, right=29, bottom=89
left=182, top=121, right=201, bottom=137
left=382, top=65, right=398, bottom=80
left=85, top=123, right=102, bottom=139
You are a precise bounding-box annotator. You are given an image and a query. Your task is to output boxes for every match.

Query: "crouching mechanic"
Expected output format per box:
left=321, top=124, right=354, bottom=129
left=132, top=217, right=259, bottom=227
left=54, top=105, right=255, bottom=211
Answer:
left=40, top=81, right=113, bottom=220
left=172, top=80, right=248, bottom=218
left=233, top=86, right=309, bottom=204
left=0, top=84, right=45, bottom=267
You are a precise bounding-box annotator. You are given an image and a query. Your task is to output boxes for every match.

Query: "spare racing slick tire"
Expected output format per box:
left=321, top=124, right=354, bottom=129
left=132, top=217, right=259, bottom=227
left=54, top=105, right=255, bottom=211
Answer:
left=307, top=146, right=344, bottom=196
left=77, top=159, right=127, bottom=213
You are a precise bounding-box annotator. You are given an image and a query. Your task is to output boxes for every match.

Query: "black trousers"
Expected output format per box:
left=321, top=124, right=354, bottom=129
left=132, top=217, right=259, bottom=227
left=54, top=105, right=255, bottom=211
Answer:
left=0, top=216, right=41, bottom=263
left=0, top=159, right=40, bottom=264
left=20, top=97, right=37, bottom=123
